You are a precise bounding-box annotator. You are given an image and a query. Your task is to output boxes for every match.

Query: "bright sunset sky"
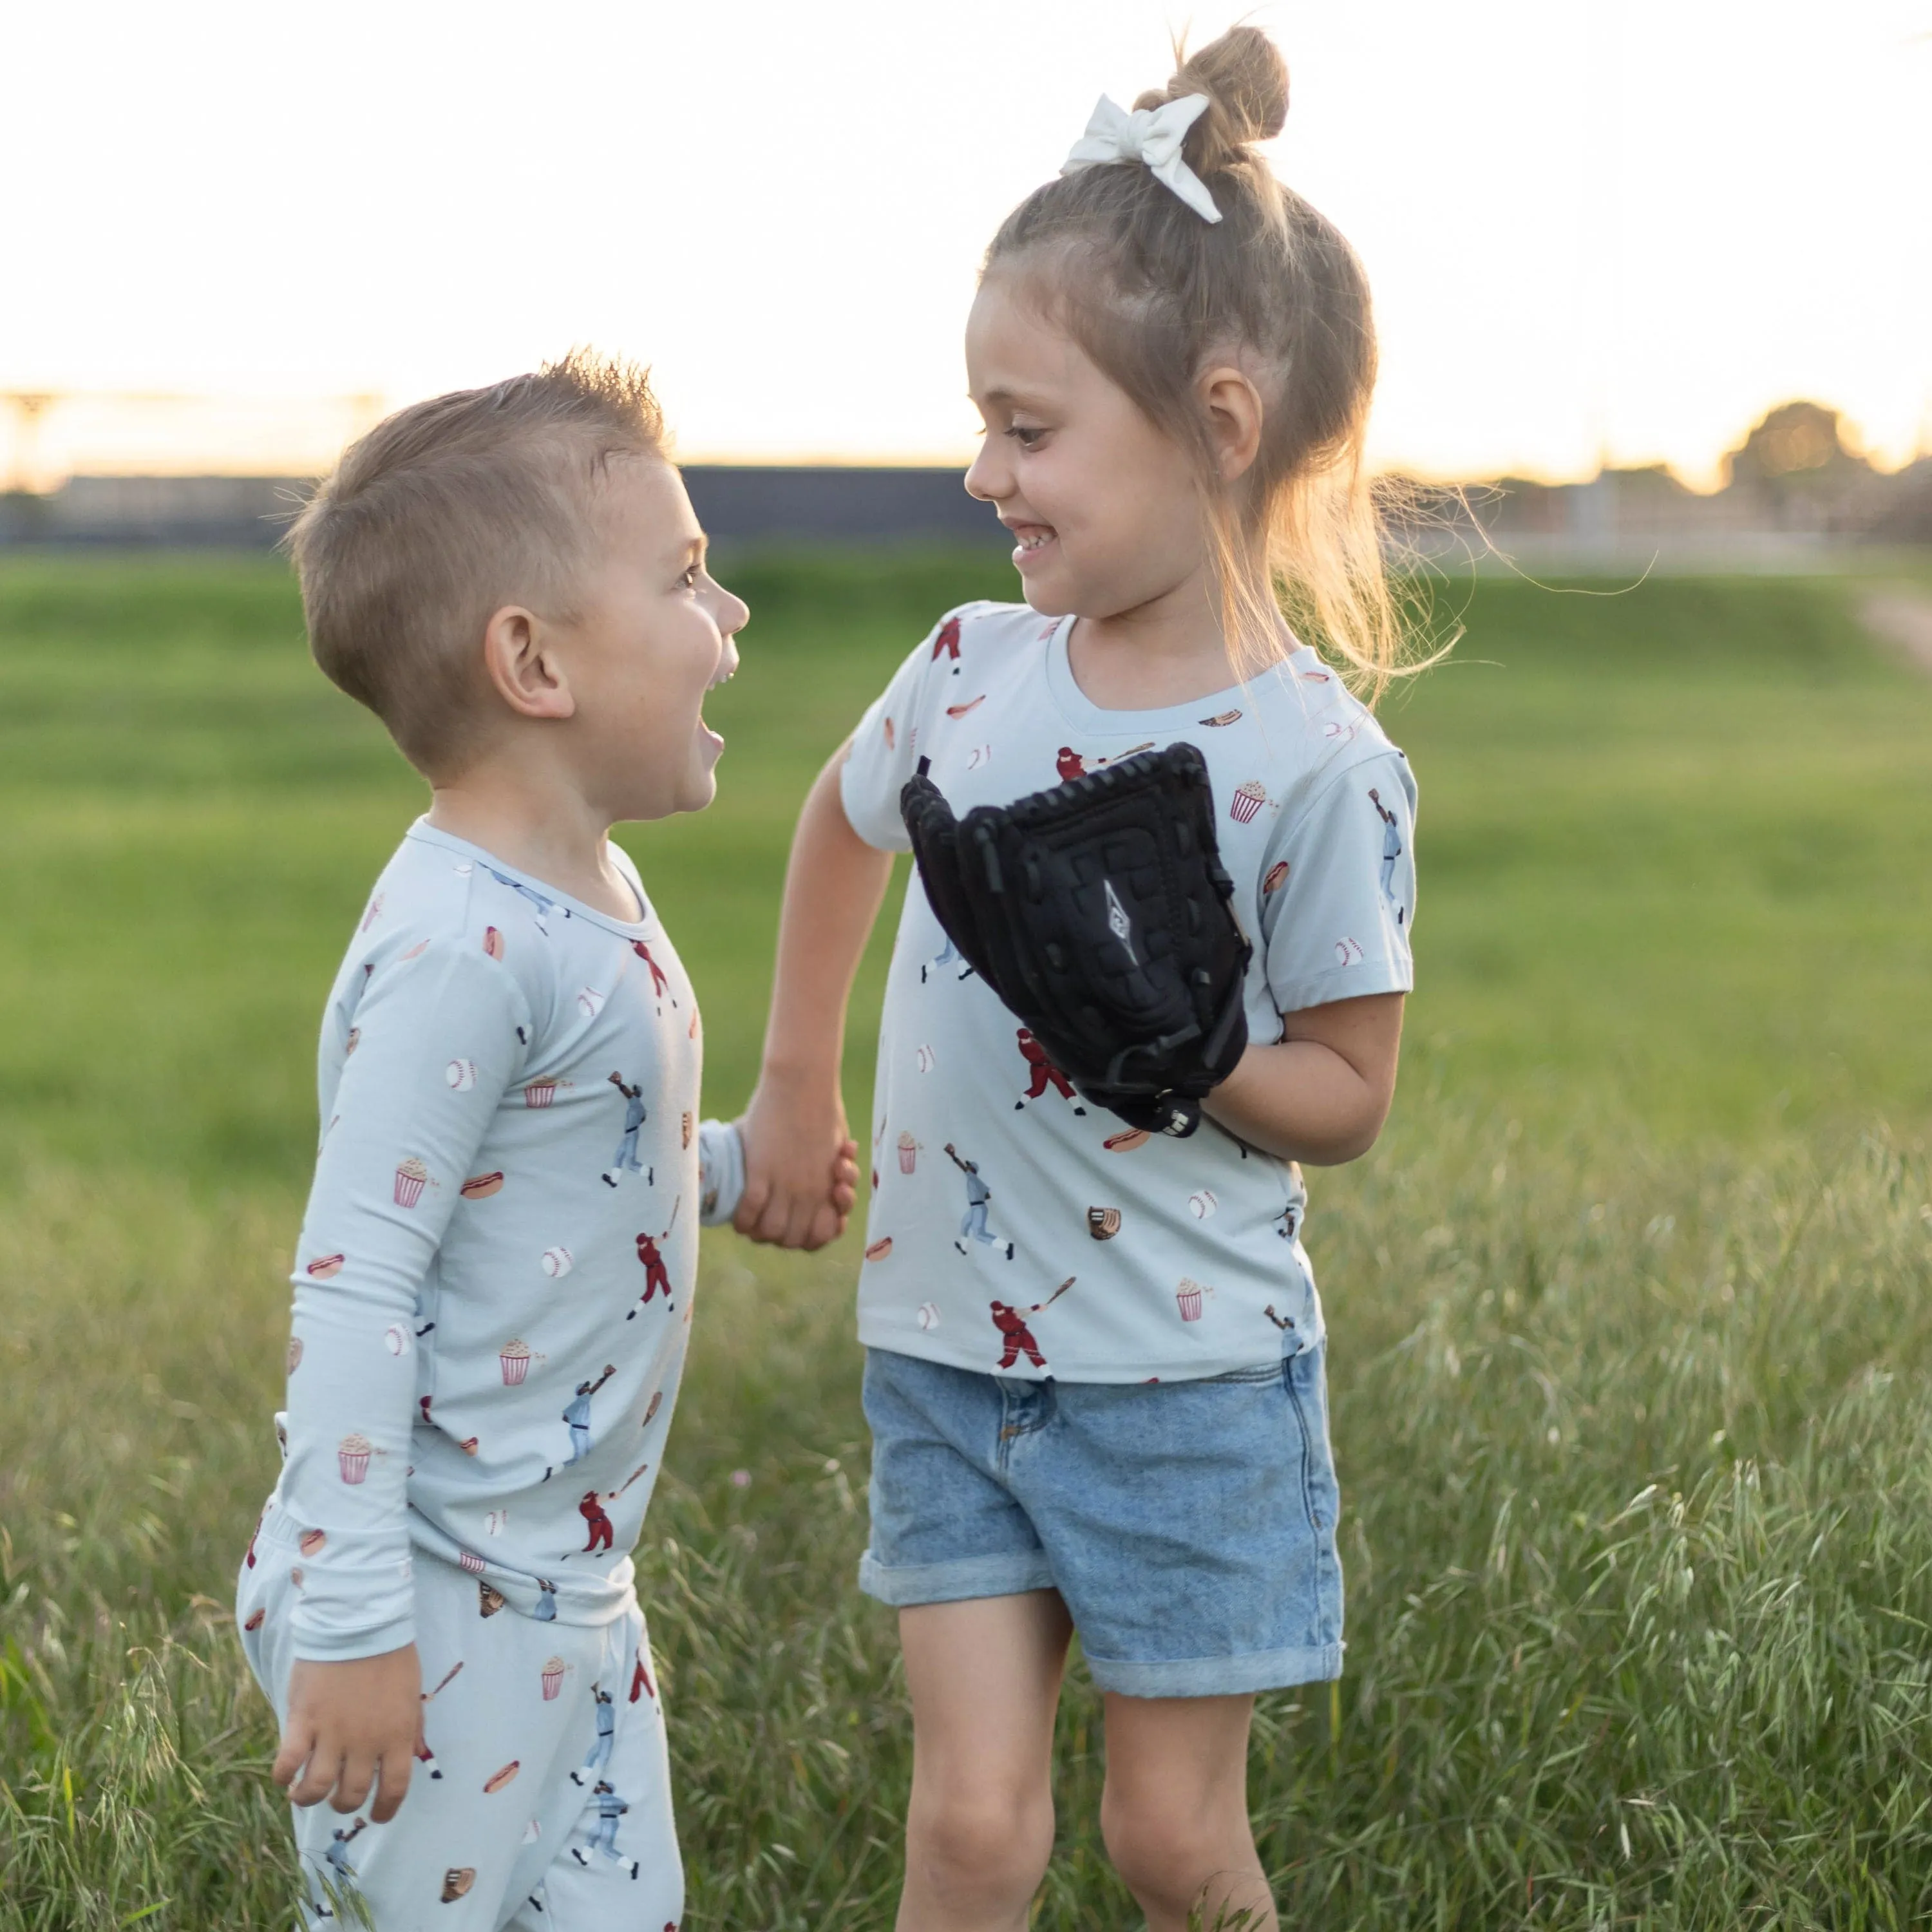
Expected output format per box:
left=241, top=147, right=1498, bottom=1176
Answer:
left=5, top=0, right=1928, bottom=488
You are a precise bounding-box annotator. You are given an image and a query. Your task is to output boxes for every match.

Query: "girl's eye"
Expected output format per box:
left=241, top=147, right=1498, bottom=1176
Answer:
left=1005, top=424, right=1046, bottom=450
left=681, top=566, right=700, bottom=588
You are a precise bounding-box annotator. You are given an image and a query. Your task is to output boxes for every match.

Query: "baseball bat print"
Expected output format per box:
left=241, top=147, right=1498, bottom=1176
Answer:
left=422, top=1661, right=464, bottom=1703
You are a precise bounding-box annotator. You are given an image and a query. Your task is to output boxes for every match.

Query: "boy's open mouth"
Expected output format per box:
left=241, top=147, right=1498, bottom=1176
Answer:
left=698, top=652, right=735, bottom=751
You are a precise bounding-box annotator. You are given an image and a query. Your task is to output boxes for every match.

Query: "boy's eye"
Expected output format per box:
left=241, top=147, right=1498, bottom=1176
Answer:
left=681, top=565, right=700, bottom=588
left=1005, top=425, right=1047, bottom=450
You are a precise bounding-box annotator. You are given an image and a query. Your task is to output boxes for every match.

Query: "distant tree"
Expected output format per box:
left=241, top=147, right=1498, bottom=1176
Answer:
left=1724, top=401, right=1866, bottom=489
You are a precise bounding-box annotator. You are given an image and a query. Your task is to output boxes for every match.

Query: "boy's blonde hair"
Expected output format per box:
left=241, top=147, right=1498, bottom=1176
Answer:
left=287, top=351, right=665, bottom=773
left=987, top=28, right=1417, bottom=699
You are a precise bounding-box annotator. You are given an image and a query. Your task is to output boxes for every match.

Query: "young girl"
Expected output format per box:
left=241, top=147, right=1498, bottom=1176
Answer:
left=735, top=28, right=1417, bottom=1930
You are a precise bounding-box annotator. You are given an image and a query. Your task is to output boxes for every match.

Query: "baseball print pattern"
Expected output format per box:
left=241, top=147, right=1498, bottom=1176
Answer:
left=837, top=602, right=1417, bottom=1383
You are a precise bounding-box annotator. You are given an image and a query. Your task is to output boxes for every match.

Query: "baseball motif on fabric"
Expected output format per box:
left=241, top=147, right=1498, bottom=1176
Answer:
left=900, top=742, right=1251, bottom=1140
left=337, top=1434, right=374, bottom=1484
left=837, top=604, right=1412, bottom=1381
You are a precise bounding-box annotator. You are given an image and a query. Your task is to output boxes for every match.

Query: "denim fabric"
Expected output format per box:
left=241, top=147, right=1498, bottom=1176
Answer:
left=859, top=1343, right=1344, bottom=1696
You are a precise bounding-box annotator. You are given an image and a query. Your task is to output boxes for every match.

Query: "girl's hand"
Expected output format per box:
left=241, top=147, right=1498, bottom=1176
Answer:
left=735, top=1072, right=860, bottom=1251
left=274, top=1644, right=422, bottom=1823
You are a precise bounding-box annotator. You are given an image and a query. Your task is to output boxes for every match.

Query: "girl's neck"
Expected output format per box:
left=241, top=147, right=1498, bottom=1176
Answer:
left=1064, top=567, right=1242, bottom=712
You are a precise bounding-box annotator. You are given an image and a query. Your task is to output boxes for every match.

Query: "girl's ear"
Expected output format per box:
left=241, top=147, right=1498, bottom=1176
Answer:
left=1199, top=364, right=1265, bottom=485
left=480, top=606, right=576, bottom=722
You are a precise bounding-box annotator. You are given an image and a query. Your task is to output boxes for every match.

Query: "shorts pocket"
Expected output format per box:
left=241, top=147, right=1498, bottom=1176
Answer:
left=1283, top=1345, right=1339, bottom=1537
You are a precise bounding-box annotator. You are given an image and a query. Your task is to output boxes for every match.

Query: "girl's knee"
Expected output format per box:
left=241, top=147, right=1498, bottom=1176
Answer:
left=907, top=1785, right=1056, bottom=1910
left=1099, top=1783, right=1256, bottom=1916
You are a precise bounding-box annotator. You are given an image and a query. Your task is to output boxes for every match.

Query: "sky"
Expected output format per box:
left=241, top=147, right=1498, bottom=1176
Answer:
left=3, top=0, right=1929, bottom=489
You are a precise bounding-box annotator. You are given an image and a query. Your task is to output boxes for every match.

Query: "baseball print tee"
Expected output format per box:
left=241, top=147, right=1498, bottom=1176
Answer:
left=840, top=601, right=1417, bottom=1385
left=258, top=821, right=727, bottom=1663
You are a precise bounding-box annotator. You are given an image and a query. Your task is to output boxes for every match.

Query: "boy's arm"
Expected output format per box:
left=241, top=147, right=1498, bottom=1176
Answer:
left=735, top=745, right=895, bottom=1249
left=275, top=936, right=529, bottom=1816
left=1202, top=991, right=1404, bottom=1163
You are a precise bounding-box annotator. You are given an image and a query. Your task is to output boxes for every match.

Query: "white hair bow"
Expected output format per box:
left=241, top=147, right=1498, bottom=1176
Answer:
left=1061, top=93, right=1222, bottom=225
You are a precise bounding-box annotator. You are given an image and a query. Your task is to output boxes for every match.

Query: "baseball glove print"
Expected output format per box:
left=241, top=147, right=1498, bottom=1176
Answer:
left=900, top=743, right=1252, bottom=1137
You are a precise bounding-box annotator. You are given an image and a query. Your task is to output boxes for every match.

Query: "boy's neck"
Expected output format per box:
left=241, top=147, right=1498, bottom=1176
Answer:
left=426, top=765, right=641, bottom=923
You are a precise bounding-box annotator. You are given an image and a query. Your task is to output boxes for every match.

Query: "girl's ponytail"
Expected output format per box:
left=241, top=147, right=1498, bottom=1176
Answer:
left=987, top=27, right=1427, bottom=701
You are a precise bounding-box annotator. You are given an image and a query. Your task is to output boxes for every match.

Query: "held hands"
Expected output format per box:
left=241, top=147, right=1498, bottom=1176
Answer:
left=274, top=1644, right=423, bottom=1824
left=734, top=1070, right=860, bottom=1251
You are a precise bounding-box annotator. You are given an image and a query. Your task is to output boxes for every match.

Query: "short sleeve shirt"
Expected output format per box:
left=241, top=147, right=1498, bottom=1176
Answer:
left=840, top=603, right=1417, bottom=1384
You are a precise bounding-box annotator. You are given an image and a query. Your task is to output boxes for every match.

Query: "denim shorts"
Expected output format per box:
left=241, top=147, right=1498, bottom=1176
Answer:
left=858, top=1344, right=1344, bottom=1698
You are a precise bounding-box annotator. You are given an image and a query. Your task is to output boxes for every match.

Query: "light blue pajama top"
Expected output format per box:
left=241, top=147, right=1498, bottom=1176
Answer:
left=256, top=821, right=735, bottom=1662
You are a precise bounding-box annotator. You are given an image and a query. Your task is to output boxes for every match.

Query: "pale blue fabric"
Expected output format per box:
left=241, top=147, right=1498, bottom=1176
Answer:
left=838, top=603, right=1417, bottom=1385
left=250, top=820, right=731, bottom=1663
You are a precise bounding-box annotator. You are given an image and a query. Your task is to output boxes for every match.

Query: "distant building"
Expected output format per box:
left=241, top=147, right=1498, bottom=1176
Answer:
left=2, top=408, right=1925, bottom=555
left=0, top=466, right=1007, bottom=550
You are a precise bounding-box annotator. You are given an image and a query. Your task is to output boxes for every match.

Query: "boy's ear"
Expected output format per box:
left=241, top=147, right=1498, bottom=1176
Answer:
left=1199, top=364, right=1265, bottom=485
left=480, top=606, right=576, bottom=722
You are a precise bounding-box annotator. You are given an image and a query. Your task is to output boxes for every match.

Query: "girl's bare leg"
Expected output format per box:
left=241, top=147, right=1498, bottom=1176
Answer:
left=895, top=1590, right=1074, bottom=1932
left=1099, top=1692, right=1276, bottom=1932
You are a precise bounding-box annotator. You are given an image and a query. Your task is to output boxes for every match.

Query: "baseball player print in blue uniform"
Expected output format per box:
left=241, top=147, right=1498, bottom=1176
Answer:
left=602, top=1072, right=650, bottom=1186
left=1369, top=786, right=1406, bottom=927
left=946, top=1142, right=1014, bottom=1260
left=574, top=1781, right=639, bottom=1878
left=574, top=1683, right=617, bottom=1785
left=484, top=864, right=558, bottom=931
left=922, top=931, right=970, bottom=983
left=547, top=1365, right=616, bottom=1477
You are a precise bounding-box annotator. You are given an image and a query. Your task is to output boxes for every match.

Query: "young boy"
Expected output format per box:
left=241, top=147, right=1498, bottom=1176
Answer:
left=236, top=353, right=853, bottom=1929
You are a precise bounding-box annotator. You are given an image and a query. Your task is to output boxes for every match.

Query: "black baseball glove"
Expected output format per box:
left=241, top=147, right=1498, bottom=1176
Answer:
left=900, top=742, right=1251, bottom=1138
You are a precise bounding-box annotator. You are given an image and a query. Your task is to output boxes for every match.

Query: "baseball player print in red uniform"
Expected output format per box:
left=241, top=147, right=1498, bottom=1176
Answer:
left=630, top=940, right=675, bottom=1009
left=932, top=614, right=962, bottom=671
left=990, top=1278, right=1075, bottom=1370
left=629, top=1219, right=676, bottom=1317
left=579, top=1490, right=616, bottom=1553
left=1014, top=1027, right=1086, bottom=1115
left=1055, top=746, right=1088, bottom=783
left=629, top=1645, right=655, bottom=1705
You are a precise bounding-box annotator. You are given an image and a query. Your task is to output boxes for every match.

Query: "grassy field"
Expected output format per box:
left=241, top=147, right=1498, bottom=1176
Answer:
left=1, top=550, right=1930, bottom=1929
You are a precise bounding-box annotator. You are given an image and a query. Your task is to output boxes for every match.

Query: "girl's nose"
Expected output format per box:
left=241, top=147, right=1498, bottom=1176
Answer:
left=964, top=441, right=1008, bottom=504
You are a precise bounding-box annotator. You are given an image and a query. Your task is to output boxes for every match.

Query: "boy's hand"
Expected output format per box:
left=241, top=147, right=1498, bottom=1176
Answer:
left=275, top=1644, right=422, bottom=1824
left=735, top=1072, right=859, bottom=1251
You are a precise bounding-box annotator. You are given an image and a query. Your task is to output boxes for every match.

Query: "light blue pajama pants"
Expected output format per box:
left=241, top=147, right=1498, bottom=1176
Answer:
left=240, top=1529, right=680, bottom=1931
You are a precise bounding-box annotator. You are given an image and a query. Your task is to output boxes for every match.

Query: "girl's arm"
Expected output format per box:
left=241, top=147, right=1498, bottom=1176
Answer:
left=1200, top=991, right=1405, bottom=1164
left=735, top=745, right=896, bottom=1249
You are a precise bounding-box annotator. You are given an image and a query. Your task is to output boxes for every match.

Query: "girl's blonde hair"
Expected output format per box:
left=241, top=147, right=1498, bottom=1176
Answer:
left=987, top=26, right=1416, bottom=701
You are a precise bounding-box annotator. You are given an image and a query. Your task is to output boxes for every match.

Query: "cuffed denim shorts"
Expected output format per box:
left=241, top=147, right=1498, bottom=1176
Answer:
left=858, top=1343, right=1344, bottom=1698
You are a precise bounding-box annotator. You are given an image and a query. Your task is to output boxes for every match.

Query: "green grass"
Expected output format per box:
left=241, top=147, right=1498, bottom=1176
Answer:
left=2, top=550, right=1931, bottom=1928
